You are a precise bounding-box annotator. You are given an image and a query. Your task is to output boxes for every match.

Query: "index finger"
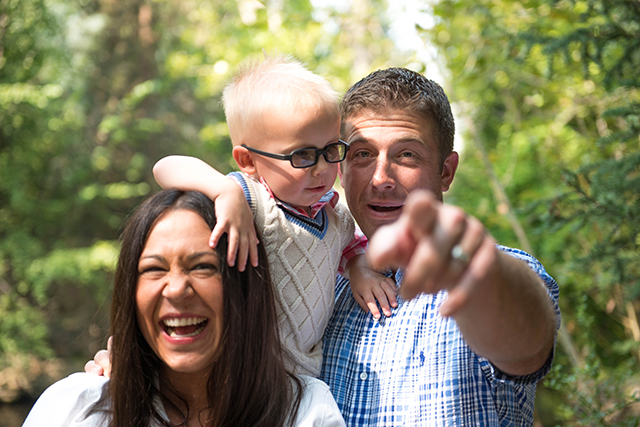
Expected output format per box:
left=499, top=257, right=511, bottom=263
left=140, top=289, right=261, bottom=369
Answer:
left=368, top=190, right=438, bottom=271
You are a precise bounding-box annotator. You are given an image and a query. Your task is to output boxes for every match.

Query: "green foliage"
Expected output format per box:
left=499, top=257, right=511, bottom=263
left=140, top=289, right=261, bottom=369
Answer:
left=0, top=0, right=402, bottom=404
left=424, top=0, right=640, bottom=424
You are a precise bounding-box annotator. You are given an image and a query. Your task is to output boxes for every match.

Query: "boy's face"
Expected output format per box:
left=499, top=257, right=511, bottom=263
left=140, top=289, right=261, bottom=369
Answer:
left=243, top=105, right=341, bottom=213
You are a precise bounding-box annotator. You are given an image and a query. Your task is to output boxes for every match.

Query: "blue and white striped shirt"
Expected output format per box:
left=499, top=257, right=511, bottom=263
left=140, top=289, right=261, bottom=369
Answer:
left=320, top=246, right=560, bottom=426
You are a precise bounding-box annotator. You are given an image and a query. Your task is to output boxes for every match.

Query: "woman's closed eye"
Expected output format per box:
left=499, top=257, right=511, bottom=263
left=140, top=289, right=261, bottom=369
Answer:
left=190, top=263, right=219, bottom=277
left=139, top=265, right=166, bottom=276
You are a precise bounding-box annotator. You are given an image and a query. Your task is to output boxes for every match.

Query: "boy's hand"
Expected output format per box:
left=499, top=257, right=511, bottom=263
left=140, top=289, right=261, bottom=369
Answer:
left=346, top=255, right=397, bottom=319
left=210, top=181, right=259, bottom=271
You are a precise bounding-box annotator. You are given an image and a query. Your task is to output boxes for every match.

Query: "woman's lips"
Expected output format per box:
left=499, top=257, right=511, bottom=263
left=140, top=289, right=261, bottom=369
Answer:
left=161, top=316, right=208, bottom=338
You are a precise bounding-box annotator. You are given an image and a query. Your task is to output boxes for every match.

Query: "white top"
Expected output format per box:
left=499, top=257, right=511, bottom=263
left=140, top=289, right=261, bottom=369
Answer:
left=23, top=373, right=345, bottom=426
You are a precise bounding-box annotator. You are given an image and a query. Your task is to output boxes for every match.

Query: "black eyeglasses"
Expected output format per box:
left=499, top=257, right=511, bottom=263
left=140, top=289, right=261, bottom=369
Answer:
left=241, top=140, right=349, bottom=169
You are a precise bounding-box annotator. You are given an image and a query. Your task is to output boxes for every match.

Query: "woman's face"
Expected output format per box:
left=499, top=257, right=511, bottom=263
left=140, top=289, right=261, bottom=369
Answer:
left=136, top=209, right=224, bottom=378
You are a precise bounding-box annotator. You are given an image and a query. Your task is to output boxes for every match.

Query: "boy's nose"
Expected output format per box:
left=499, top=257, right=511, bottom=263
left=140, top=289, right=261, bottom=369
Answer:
left=312, top=155, right=329, bottom=176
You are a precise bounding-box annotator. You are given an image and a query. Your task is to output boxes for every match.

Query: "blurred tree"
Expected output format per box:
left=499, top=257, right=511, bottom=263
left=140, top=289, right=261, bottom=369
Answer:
left=422, top=0, right=640, bottom=424
left=0, top=0, right=402, bottom=406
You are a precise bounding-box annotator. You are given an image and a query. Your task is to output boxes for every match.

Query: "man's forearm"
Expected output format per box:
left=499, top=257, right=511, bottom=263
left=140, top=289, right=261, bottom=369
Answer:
left=453, top=249, right=557, bottom=376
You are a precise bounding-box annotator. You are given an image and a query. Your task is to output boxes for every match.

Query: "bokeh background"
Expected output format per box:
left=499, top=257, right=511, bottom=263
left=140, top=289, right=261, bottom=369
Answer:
left=1, top=0, right=638, bottom=425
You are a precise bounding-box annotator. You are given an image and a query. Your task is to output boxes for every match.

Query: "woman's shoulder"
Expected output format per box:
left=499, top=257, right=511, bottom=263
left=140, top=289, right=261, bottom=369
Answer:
left=23, top=373, right=109, bottom=427
left=294, top=375, right=345, bottom=426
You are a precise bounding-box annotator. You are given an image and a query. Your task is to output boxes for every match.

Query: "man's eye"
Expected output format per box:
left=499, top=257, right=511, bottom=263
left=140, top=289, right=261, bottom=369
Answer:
left=353, top=151, right=372, bottom=158
left=399, top=151, right=415, bottom=158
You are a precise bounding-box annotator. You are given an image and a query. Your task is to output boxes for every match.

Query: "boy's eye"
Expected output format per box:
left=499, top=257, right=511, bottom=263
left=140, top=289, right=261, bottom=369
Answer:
left=295, top=149, right=316, bottom=161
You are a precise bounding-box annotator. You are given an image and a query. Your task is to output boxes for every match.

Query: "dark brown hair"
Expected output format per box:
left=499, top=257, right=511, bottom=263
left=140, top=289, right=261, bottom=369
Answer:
left=94, top=190, right=302, bottom=427
left=340, top=67, right=455, bottom=166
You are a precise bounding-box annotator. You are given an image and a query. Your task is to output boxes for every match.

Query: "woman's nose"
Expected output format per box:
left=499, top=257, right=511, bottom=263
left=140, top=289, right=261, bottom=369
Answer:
left=162, top=272, right=193, bottom=301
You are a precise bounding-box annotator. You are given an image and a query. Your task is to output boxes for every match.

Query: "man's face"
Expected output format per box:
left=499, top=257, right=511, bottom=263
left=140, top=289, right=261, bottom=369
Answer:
left=340, top=109, right=458, bottom=239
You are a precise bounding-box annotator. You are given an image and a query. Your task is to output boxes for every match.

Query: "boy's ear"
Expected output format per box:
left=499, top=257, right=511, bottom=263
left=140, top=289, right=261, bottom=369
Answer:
left=232, top=146, right=257, bottom=175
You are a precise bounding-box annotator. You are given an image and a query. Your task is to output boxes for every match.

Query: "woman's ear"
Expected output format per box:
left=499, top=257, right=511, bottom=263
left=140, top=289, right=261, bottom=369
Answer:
left=233, top=146, right=257, bottom=176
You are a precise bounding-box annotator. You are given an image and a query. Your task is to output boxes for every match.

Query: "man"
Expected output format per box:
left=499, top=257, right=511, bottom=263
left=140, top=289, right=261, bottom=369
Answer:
left=87, top=68, right=559, bottom=426
left=318, top=68, right=559, bottom=426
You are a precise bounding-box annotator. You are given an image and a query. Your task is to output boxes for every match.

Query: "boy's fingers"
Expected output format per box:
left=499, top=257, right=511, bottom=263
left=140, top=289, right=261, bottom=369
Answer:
left=249, top=238, right=259, bottom=268
left=371, top=286, right=392, bottom=317
left=362, top=292, right=381, bottom=319
left=209, top=227, right=220, bottom=249
left=353, top=294, right=369, bottom=313
left=366, top=299, right=381, bottom=319
left=226, top=229, right=238, bottom=267
left=382, top=279, right=398, bottom=308
left=236, top=235, right=249, bottom=272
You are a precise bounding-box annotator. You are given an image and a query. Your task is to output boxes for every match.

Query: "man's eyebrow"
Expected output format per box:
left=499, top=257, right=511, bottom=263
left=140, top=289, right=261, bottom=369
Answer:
left=346, top=136, right=368, bottom=145
left=348, top=136, right=426, bottom=145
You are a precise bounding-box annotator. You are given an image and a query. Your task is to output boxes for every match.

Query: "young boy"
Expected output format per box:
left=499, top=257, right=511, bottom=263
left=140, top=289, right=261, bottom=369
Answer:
left=153, top=54, right=395, bottom=377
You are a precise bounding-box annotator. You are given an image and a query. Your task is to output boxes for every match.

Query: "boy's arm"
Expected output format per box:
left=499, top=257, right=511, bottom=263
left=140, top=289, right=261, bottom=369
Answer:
left=340, top=231, right=396, bottom=320
left=153, top=155, right=258, bottom=270
left=344, top=254, right=397, bottom=320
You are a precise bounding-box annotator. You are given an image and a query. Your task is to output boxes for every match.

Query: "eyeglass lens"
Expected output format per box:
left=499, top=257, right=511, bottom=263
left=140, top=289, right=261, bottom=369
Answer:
left=292, top=143, right=346, bottom=168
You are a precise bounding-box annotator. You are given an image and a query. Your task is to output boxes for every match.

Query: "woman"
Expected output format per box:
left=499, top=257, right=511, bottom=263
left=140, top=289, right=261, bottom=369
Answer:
left=23, top=190, right=344, bottom=427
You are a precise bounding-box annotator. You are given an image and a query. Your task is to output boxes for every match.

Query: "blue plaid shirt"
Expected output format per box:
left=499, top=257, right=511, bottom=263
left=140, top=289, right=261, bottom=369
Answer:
left=320, top=246, right=560, bottom=426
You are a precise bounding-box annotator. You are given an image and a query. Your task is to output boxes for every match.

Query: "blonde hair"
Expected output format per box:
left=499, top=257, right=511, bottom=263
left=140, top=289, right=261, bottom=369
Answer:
left=222, top=53, right=339, bottom=146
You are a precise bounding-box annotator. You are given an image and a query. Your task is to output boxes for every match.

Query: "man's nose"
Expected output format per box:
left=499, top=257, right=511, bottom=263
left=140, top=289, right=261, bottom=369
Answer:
left=162, top=272, right=193, bottom=301
left=371, top=157, right=396, bottom=190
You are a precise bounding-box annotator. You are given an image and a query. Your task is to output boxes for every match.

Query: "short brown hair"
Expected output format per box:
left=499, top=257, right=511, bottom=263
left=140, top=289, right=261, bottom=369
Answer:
left=341, top=68, right=455, bottom=165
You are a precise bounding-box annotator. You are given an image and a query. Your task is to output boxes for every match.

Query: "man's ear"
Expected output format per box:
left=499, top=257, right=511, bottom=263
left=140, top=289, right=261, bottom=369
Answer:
left=440, top=151, right=459, bottom=192
left=233, top=146, right=257, bottom=176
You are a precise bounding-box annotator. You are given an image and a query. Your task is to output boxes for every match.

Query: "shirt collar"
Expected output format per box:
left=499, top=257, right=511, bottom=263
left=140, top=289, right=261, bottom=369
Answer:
left=259, top=176, right=339, bottom=219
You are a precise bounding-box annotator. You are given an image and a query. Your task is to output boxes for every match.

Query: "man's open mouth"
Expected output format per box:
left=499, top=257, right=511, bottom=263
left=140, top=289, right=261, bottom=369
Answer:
left=369, top=205, right=402, bottom=212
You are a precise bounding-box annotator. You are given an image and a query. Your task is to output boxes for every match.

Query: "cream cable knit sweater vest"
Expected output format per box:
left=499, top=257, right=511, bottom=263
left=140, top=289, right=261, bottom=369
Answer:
left=231, top=173, right=355, bottom=377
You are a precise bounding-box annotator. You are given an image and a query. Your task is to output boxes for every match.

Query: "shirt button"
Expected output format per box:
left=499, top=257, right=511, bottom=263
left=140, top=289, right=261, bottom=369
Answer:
left=360, top=372, right=368, bottom=380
